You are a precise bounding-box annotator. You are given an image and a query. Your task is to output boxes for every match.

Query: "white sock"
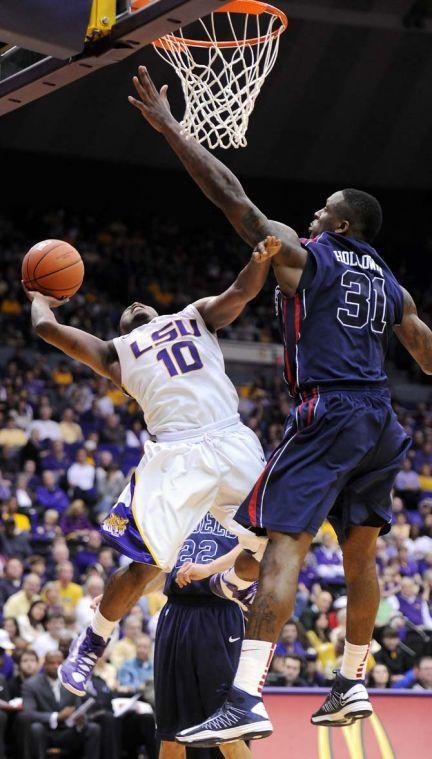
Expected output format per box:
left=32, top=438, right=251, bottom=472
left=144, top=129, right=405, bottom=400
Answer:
left=222, top=567, right=254, bottom=591
left=233, top=639, right=276, bottom=697
left=91, top=608, right=117, bottom=642
left=340, top=640, right=370, bottom=680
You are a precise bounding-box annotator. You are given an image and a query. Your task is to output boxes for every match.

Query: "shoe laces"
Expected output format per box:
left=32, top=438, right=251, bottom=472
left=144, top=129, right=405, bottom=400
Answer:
left=199, top=703, right=246, bottom=731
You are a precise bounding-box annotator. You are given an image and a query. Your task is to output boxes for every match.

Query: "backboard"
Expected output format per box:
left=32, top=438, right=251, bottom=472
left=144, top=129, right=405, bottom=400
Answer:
left=0, top=0, right=226, bottom=116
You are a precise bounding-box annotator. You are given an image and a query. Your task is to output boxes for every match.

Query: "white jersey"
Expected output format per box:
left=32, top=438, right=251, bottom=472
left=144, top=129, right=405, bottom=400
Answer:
left=113, top=304, right=239, bottom=436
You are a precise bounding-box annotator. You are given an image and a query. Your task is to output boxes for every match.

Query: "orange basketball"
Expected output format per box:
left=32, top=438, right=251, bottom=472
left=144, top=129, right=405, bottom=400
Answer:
left=22, top=239, right=84, bottom=299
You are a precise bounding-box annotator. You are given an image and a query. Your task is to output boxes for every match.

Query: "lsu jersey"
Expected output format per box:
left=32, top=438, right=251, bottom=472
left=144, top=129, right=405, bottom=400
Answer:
left=113, top=304, right=239, bottom=436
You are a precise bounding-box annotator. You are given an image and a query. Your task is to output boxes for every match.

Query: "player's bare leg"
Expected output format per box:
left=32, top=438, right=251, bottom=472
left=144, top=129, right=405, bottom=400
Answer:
left=311, top=525, right=380, bottom=726
left=160, top=740, right=185, bottom=758
left=244, top=531, right=313, bottom=640
left=220, top=740, right=253, bottom=758
left=342, top=525, right=381, bottom=645
left=99, top=561, right=161, bottom=621
left=60, top=561, right=161, bottom=696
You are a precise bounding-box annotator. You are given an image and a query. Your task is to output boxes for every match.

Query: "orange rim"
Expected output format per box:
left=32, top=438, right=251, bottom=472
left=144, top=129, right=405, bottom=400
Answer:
left=151, top=0, right=288, bottom=50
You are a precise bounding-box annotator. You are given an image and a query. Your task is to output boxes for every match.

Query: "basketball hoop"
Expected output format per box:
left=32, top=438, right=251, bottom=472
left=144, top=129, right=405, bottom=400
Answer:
left=152, top=1, right=288, bottom=150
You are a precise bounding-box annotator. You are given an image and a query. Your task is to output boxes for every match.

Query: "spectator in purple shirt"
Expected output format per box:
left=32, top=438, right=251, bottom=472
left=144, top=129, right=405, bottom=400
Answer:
left=395, top=577, right=432, bottom=629
left=395, top=458, right=421, bottom=509
left=398, top=546, right=419, bottom=578
left=314, top=533, right=345, bottom=587
left=35, top=471, right=69, bottom=514
left=60, top=499, right=93, bottom=540
left=275, top=620, right=306, bottom=658
left=41, top=440, right=71, bottom=478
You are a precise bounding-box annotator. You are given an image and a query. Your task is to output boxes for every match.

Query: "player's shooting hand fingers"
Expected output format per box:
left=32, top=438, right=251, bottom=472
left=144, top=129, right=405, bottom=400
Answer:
left=21, top=281, right=35, bottom=301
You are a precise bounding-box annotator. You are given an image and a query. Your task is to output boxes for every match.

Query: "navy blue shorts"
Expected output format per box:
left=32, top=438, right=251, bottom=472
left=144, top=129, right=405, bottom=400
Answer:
left=236, top=387, right=411, bottom=543
left=154, top=597, right=243, bottom=741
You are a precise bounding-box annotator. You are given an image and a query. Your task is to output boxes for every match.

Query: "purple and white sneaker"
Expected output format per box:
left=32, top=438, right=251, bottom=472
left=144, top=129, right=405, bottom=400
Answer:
left=59, top=626, right=107, bottom=697
left=210, top=574, right=258, bottom=613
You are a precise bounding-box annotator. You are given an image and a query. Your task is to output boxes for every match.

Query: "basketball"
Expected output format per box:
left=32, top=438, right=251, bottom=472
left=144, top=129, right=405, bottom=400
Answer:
left=22, top=239, right=84, bottom=299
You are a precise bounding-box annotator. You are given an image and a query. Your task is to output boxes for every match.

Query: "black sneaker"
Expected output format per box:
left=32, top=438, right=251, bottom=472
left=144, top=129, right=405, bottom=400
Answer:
left=311, top=671, right=373, bottom=727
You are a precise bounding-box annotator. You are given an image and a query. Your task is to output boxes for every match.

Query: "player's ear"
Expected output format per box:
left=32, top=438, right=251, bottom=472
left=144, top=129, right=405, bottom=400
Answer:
left=335, top=218, right=350, bottom=235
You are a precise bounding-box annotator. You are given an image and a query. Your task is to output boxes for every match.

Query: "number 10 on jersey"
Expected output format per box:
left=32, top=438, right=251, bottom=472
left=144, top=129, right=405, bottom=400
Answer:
left=157, top=340, right=203, bottom=377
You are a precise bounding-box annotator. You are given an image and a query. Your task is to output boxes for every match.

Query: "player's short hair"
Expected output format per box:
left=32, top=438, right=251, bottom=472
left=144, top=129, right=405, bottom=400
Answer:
left=340, top=189, right=383, bottom=242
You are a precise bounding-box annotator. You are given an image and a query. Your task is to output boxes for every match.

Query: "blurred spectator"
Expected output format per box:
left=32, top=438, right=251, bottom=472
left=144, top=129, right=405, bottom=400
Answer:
left=303, top=649, right=326, bottom=687
left=314, top=533, right=345, bottom=588
left=117, top=634, right=154, bottom=695
left=274, top=655, right=306, bottom=687
left=2, top=496, right=30, bottom=533
left=41, top=440, right=71, bottom=477
left=367, top=663, right=392, bottom=689
left=17, top=599, right=48, bottom=644
left=59, top=408, right=83, bottom=445
left=275, top=620, right=306, bottom=658
left=33, top=612, right=65, bottom=660
left=52, top=362, right=73, bottom=387
left=0, top=557, right=24, bottom=606
left=29, top=406, right=61, bottom=442
left=20, top=650, right=101, bottom=759
left=110, top=616, right=143, bottom=671
left=60, top=500, right=93, bottom=540
left=3, top=618, right=19, bottom=647
left=410, top=656, right=432, bottom=690
left=33, top=508, right=61, bottom=542
left=42, top=582, right=63, bottom=616
left=0, top=416, right=27, bottom=448
left=0, top=629, right=15, bottom=680
left=100, top=414, right=125, bottom=446
left=75, top=530, right=103, bottom=576
left=54, top=561, right=83, bottom=616
left=0, top=518, right=31, bottom=560
left=395, top=458, right=421, bottom=508
left=374, top=627, right=415, bottom=682
left=395, top=577, right=432, bottom=629
left=300, top=590, right=333, bottom=631
left=67, top=448, right=96, bottom=504
left=75, top=575, right=105, bottom=630
left=35, top=470, right=69, bottom=514
left=3, top=573, right=41, bottom=618
left=9, top=648, right=40, bottom=698
left=96, top=454, right=126, bottom=515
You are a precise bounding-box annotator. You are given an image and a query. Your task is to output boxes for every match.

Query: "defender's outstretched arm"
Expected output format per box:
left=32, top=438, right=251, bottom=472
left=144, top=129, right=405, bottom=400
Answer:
left=194, top=236, right=280, bottom=331
left=24, top=288, right=120, bottom=383
left=128, top=66, right=307, bottom=295
left=393, top=288, right=432, bottom=375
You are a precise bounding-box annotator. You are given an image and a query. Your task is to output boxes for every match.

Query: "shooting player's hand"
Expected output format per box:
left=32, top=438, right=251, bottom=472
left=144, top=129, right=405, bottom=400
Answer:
left=252, top=235, right=282, bottom=264
left=22, top=282, right=69, bottom=308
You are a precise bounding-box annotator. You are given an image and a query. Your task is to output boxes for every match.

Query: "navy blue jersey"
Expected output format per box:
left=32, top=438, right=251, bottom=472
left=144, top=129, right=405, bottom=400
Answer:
left=276, top=232, right=404, bottom=396
left=164, top=513, right=237, bottom=599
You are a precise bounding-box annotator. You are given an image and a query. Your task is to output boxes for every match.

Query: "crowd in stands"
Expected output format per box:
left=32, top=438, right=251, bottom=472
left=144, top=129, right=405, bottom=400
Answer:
left=0, top=209, right=432, bottom=757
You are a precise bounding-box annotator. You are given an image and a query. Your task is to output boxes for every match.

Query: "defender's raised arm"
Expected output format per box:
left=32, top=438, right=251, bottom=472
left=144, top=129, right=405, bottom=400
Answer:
left=128, top=66, right=307, bottom=295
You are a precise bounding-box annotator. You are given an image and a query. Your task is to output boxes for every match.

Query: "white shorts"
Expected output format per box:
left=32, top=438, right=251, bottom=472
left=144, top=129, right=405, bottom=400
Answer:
left=101, top=418, right=267, bottom=571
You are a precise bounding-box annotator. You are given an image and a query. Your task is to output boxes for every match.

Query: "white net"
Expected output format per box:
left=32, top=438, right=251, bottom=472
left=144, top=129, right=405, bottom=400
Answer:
left=152, top=2, right=287, bottom=150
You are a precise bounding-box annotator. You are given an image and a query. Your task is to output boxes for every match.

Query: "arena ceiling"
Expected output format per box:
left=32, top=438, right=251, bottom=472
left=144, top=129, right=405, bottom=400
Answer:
left=1, top=0, right=432, bottom=189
